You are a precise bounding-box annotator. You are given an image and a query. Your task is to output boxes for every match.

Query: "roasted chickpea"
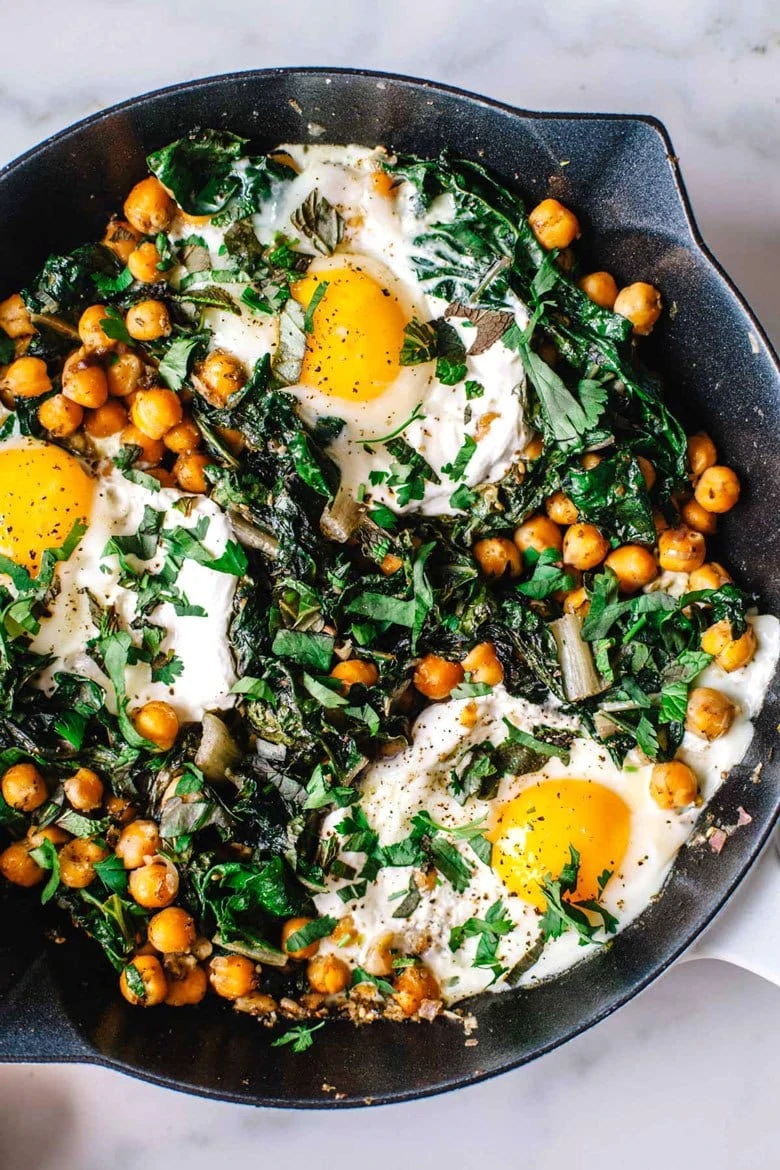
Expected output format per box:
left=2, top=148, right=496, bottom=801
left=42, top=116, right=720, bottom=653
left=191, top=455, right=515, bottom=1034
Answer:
left=636, top=456, right=656, bottom=491
left=331, top=914, right=360, bottom=948
left=282, top=916, right=324, bottom=960
left=131, top=700, right=179, bottom=751
left=62, top=349, right=108, bottom=409
left=330, top=659, right=378, bottom=692
left=84, top=398, right=128, bottom=438
left=563, top=586, right=591, bottom=619
left=687, top=432, right=717, bottom=479
left=545, top=490, right=578, bottom=526
left=523, top=435, right=544, bottom=462
left=694, top=466, right=740, bottom=514
left=513, top=514, right=563, bottom=555
left=102, top=218, right=141, bottom=264
left=26, top=824, right=70, bottom=849
left=129, top=861, right=179, bottom=909
left=307, top=953, right=350, bottom=995
left=0, top=841, right=44, bottom=887
left=173, top=452, right=211, bottom=493
left=2, top=356, right=51, bottom=399
left=37, top=393, right=84, bottom=437
left=130, top=386, right=183, bottom=441
left=650, top=760, right=698, bottom=810
left=195, top=350, right=247, bottom=407
left=78, top=304, right=117, bottom=354
left=528, top=198, right=581, bottom=250
left=393, top=962, right=441, bottom=1017
left=701, top=620, right=757, bottom=672
left=1, top=762, right=47, bottom=812
left=144, top=467, right=177, bottom=488
left=473, top=536, right=522, bottom=579
left=364, top=934, right=395, bottom=977
left=562, top=522, right=609, bottom=571
left=680, top=497, right=717, bottom=535
left=604, top=545, right=658, bottom=593
left=127, top=242, right=165, bottom=284
left=613, top=282, right=662, bottom=335
left=208, top=954, right=257, bottom=999
left=120, top=954, right=168, bottom=1007
left=107, top=795, right=136, bottom=825
left=125, top=300, right=171, bottom=342
left=0, top=292, right=34, bottom=339
left=580, top=453, right=602, bottom=471
left=116, top=819, right=161, bottom=869
left=120, top=424, right=165, bottom=468
left=124, top=176, right=175, bottom=235
left=657, top=525, right=706, bottom=574
left=163, top=418, right=202, bottom=455
left=147, top=906, right=197, bottom=954
left=413, top=655, right=465, bottom=701
left=59, top=838, right=109, bottom=889
left=107, top=350, right=143, bottom=398
left=688, top=562, right=732, bottom=592
left=63, top=768, right=104, bottom=812
left=165, top=963, right=208, bottom=1006
left=578, top=271, right=618, bottom=309
left=685, top=687, right=736, bottom=741
left=462, top=642, right=504, bottom=686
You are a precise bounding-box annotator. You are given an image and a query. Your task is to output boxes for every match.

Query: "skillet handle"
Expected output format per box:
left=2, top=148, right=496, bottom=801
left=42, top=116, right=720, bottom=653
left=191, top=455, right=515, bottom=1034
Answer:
left=684, top=832, right=780, bottom=986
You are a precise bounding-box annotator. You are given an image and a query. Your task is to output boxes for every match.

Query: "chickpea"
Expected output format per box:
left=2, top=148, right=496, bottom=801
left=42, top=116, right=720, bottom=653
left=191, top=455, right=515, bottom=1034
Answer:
left=650, top=760, right=698, bottom=810
left=462, top=642, right=504, bottom=686
left=145, top=467, right=177, bottom=489
left=120, top=955, right=168, bottom=1007
left=393, top=962, right=441, bottom=1017
left=653, top=509, right=670, bottom=536
left=578, top=271, right=618, bottom=310
left=330, top=659, right=378, bottom=692
left=636, top=456, right=656, bottom=492
left=613, top=282, right=662, bottom=335
left=147, top=906, right=197, bottom=954
left=116, top=819, right=161, bottom=869
left=528, top=198, right=581, bottom=250
left=523, top=435, right=544, bottom=462
left=364, top=934, right=396, bottom=977
left=59, top=838, right=109, bottom=889
left=686, top=687, right=736, bottom=741
left=2, top=356, right=51, bottom=399
left=604, top=545, right=658, bottom=593
left=163, top=418, right=202, bottom=454
left=165, top=963, right=208, bottom=1007
left=513, top=514, right=563, bottom=555
left=680, top=497, right=717, bottom=536
left=173, top=452, right=211, bottom=494
left=282, top=916, right=324, bottom=960
left=688, top=562, right=732, bottom=592
left=694, top=466, right=740, bottom=515
left=195, top=350, right=247, bottom=408
left=102, top=218, right=141, bottom=264
left=62, top=350, right=108, bottom=409
left=208, top=954, right=257, bottom=999
left=331, top=914, right=360, bottom=948
left=130, top=386, right=183, bottom=441
left=37, top=393, right=84, bottom=438
left=127, top=242, right=165, bottom=284
left=27, top=824, right=71, bottom=849
left=687, top=432, right=717, bottom=479
left=657, top=525, right=706, bottom=574
left=124, top=176, right=175, bottom=235
left=0, top=292, right=34, bottom=339
left=0, top=841, right=44, bottom=887
left=129, top=861, right=179, bottom=909
left=306, top=953, right=350, bottom=995
left=131, top=700, right=179, bottom=751
left=580, top=453, right=602, bottom=471
left=562, top=522, right=609, bottom=571
left=63, top=767, right=104, bottom=812
left=78, top=304, right=117, bottom=354
left=413, top=655, right=465, bottom=701
left=107, top=350, right=143, bottom=398
left=1, top=762, right=47, bottom=812
left=84, top=398, right=128, bottom=439
left=701, top=620, right=757, bottom=672
left=545, top=490, right=578, bottom=526
left=120, top=424, right=165, bottom=468
left=126, top=300, right=171, bottom=342
left=473, top=536, right=522, bottom=579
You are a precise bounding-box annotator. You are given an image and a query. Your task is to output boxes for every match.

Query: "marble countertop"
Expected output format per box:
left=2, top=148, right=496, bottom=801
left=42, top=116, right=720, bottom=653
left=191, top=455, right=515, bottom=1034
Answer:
left=1, top=0, right=779, bottom=1166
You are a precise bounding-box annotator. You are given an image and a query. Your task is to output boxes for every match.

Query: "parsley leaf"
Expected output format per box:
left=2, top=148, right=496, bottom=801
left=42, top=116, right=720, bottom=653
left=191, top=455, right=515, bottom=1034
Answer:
left=271, top=1022, right=326, bottom=1053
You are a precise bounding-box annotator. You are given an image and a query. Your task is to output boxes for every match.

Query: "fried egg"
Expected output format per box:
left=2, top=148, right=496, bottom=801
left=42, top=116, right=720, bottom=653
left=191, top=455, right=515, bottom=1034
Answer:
left=314, top=616, right=779, bottom=1003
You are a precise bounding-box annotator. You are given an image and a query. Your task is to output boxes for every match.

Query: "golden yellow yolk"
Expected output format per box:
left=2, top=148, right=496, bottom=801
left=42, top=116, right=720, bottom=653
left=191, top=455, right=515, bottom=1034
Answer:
left=0, top=442, right=93, bottom=575
left=491, top=779, right=630, bottom=911
left=290, top=263, right=408, bottom=401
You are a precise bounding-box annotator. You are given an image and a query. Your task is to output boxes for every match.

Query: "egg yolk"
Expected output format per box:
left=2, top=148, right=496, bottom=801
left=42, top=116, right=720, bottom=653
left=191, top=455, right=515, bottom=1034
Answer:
left=291, top=263, right=408, bottom=401
left=0, top=441, right=93, bottom=575
left=491, top=779, right=630, bottom=911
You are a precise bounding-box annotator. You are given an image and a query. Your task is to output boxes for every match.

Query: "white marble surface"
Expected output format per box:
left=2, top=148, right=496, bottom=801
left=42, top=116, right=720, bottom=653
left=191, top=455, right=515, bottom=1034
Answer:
left=1, top=0, right=780, bottom=1165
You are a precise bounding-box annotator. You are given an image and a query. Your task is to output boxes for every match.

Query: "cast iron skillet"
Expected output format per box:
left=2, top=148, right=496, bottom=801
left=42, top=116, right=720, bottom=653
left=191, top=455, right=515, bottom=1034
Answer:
left=0, top=68, right=778, bottom=1109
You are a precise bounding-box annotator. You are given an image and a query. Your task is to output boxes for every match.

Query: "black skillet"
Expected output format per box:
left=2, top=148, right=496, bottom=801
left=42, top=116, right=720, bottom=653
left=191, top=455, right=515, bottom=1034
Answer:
left=0, top=68, right=778, bottom=1108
